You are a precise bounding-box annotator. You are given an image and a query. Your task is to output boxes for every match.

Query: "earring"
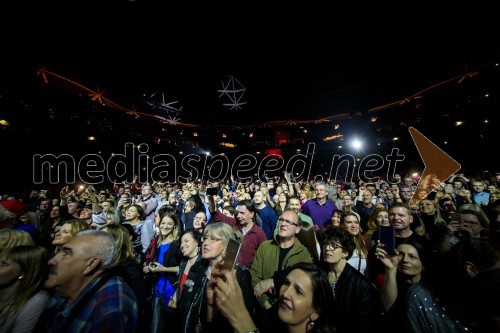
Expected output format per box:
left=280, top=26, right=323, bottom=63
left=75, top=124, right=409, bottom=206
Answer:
left=18, top=275, right=24, bottom=280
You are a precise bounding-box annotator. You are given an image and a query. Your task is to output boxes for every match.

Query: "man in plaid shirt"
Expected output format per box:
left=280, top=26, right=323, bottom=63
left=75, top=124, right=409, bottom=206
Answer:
left=36, top=230, right=138, bottom=333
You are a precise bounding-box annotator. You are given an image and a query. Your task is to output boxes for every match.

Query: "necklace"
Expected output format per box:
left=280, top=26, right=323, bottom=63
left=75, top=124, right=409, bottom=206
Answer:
left=328, top=271, right=337, bottom=298
left=184, top=271, right=208, bottom=333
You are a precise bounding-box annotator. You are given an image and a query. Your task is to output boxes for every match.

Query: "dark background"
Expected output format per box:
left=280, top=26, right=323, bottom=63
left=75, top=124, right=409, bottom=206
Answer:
left=1, top=2, right=499, bottom=192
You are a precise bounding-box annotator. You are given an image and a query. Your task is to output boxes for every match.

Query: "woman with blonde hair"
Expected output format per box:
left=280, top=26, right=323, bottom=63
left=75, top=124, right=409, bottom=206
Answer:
left=417, top=199, right=450, bottom=253
left=0, top=245, right=49, bottom=333
left=52, top=219, right=89, bottom=254
left=0, top=230, right=34, bottom=254
left=143, top=210, right=182, bottom=332
left=178, top=222, right=255, bottom=333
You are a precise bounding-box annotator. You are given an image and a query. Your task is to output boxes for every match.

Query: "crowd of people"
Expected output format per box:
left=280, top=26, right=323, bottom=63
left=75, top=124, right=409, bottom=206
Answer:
left=1, top=170, right=499, bottom=333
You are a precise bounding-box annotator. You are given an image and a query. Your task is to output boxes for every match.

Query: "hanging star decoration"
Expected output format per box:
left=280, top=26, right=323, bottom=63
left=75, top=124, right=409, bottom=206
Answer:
left=218, top=76, right=247, bottom=111
left=89, top=85, right=106, bottom=104
left=37, top=53, right=498, bottom=130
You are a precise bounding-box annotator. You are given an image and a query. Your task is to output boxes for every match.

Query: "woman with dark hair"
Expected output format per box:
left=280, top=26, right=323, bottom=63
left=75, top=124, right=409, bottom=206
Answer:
left=167, top=229, right=203, bottom=332
left=340, top=211, right=368, bottom=274
left=124, top=204, right=154, bottom=261
left=297, top=222, right=321, bottom=264
left=375, top=239, right=432, bottom=333
left=410, top=237, right=500, bottom=333
left=209, top=262, right=336, bottom=333
left=321, top=228, right=379, bottom=333
left=274, top=192, right=289, bottom=216
left=316, top=209, right=342, bottom=246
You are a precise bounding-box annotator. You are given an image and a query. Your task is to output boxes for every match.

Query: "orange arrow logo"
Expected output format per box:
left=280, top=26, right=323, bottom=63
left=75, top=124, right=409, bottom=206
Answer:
left=408, top=127, right=461, bottom=206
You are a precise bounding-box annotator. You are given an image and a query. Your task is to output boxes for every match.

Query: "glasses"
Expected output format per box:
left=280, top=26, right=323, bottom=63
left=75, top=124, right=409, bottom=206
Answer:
left=202, top=235, right=223, bottom=243
left=278, top=217, right=300, bottom=227
left=323, top=242, right=343, bottom=251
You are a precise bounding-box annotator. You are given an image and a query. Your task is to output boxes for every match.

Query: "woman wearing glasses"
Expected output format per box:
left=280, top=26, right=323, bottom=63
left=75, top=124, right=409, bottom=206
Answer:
left=177, top=222, right=255, bottom=333
left=193, top=211, right=207, bottom=233
left=321, top=228, right=379, bottom=333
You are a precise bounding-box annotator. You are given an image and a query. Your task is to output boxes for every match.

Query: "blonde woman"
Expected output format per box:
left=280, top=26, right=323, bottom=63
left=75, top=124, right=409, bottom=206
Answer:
left=0, top=230, right=34, bottom=254
left=143, top=210, right=181, bottom=332
left=51, top=219, right=89, bottom=254
left=0, top=245, right=49, bottom=333
left=179, top=222, right=255, bottom=333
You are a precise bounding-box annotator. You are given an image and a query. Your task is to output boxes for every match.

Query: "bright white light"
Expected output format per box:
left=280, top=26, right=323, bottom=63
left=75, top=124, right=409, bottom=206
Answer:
left=206, top=151, right=210, bottom=156
left=351, top=139, right=363, bottom=150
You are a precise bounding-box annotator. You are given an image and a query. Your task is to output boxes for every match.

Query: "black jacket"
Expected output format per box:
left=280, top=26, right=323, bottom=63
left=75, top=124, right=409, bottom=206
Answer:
left=329, top=263, right=381, bottom=333
left=176, top=260, right=255, bottom=333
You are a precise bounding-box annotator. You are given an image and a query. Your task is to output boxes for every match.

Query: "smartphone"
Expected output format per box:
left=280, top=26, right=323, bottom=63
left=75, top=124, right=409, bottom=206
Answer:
left=206, top=187, right=218, bottom=196
left=222, top=238, right=242, bottom=271
left=379, top=226, right=396, bottom=255
left=450, top=212, right=462, bottom=225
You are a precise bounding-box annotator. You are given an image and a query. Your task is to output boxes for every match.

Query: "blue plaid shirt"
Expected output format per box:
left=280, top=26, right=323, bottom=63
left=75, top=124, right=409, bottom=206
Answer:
left=37, top=274, right=138, bottom=333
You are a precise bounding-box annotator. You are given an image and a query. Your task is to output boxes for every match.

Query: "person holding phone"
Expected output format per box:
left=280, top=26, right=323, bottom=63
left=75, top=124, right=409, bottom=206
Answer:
left=177, top=223, right=255, bottom=333
left=363, top=206, right=389, bottom=251
left=375, top=239, right=429, bottom=333
left=207, top=262, right=336, bottom=333
left=368, top=203, right=429, bottom=288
